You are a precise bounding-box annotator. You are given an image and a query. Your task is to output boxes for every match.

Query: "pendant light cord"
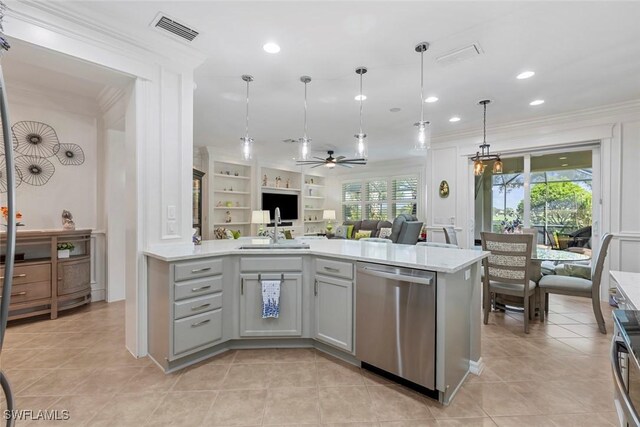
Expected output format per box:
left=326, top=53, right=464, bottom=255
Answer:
left=303, top=81, right=308, bottom=140
left=359, top=71, right=363, bottom=134
left=483, top=101, right=487, bottom=145
left=244, top=79, right=250, bottom=139
left=420, top=49, right=424, bottom=123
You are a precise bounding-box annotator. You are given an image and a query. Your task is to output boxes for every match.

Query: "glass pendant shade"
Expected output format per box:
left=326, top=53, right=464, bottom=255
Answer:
left=355, top=133, right=367, bottom=159
left=414, top=42, right=431, bottom=152
left=298, top=138, right=310, bottom=161
left=414, top=121, right=431, bottom=151
left=241, top=138, right=253, bottom=161
left=473, top=158, right=484, bottom=176
left=493, top=158, right=503, bottom=174
left=240, top=74, right=254, bottom=161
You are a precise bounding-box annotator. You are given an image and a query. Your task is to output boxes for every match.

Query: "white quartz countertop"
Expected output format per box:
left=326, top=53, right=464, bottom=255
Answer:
left=611, top=270, right=640, bottom=310
left=144, top=239, right=489, bottom=274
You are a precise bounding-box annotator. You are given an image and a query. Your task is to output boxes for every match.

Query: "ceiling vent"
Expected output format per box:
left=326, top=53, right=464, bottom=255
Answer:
left=436, top=43, right=482, bottom=66
left=151, top=13, right=199, bottom=42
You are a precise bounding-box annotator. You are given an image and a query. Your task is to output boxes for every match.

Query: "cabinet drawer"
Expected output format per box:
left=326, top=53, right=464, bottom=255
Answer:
left=240, top=257, right=303, bottom=272
left=0, top=263, right=51, bottom=285
left=316, top=258, right=353, bottom=280
left=173, top=309, right=222, bottom=355
left=174, top=258, right=222, bottom=282
left=0, top=281, right=51, bottom=304
left=174, top=293, right=222, bottom=320
left=174, top=275, right=222, bottom=301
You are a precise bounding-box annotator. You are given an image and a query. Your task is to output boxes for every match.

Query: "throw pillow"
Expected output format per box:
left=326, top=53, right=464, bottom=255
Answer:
left=354, top=230, right=372, bottom=240
left=378, top=227, right=393, bottom=239
left=346, top=224, right=355, bottom=239
left=334, top=225, right=349, bottom=239
left=284, top=230, right=293, bottom=240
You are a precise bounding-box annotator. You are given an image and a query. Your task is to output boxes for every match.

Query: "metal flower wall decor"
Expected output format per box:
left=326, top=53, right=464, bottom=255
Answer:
left=0, top=121, right=86, bottom=192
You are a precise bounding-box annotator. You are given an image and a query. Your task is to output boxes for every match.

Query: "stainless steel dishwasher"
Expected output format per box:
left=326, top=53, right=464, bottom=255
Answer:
left=356, top=262, right=436, bottom=390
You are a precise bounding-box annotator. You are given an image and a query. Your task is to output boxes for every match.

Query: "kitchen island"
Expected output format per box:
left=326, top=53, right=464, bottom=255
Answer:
left=145, top=239, right=488, bottom=404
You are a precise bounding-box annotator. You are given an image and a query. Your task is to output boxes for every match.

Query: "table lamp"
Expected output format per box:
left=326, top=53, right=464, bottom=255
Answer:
left=323, top=210, right=336, bottom=233
left=251, top=210, right=271, bottom=234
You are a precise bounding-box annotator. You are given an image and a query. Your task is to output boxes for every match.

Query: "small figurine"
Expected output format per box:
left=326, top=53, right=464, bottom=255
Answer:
left=229, top=186, right=233, bottom=191
left=315, top=216, right=317, bottom=220
left=61, top=210, right=75, bottom=230
left=263, top=174, right=268, bottom=186
left=234, top=171, right=239, bottom=176
left=310, top=178, right=314, bottom=184
left=225, top=211, right=232, bottom=223
left=236, top=201, right=240, bottom=207
left=309, top=188, right=313, bottom=196
left=286, top=178, right=290, bottom=188
left=216, top=201, right=223, bottom=207
left=275, top=176, right=281, bottom=188
left=225, top=171, right=230, bottom=175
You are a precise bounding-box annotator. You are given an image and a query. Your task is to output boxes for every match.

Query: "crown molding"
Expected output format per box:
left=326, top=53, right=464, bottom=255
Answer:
left=7, top=1, right=206, bottom=72
left=432, top=99, right=640, bottom=145
left=97, top=86, right=126, bottom=114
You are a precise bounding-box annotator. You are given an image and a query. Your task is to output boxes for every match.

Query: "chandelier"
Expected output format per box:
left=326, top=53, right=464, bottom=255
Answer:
left=471, top=100, right=503, bottom=175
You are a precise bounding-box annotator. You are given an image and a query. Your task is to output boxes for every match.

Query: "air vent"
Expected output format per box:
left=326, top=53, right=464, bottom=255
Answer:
left=151, top=13, right=199, bottom=42
left=436, top=44, right=482, bottom=66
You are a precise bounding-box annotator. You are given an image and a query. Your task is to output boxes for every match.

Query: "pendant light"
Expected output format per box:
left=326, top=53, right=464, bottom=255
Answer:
left=471, top=100, right=503, bottom=176
left=354, top=66, right=368, bottom=159
left=240, top=74, right=254, bottom=161
left=298, top=76, right=312, bottom=161
left=414, top=42, right=431, bottom=151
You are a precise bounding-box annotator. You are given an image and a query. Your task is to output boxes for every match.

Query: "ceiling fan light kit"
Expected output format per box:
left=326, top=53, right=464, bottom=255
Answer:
left=296, top=150, right=366, bottom=169
left=471, top=99, right=503, bottom=176
left=240, top=74, right=254, bottom=161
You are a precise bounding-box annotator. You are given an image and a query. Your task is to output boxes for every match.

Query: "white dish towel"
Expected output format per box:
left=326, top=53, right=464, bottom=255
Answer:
left=261, top=280, right=281, bottom=318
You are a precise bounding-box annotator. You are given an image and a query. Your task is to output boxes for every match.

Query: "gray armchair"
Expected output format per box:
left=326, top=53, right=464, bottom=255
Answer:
left=538, top=233, right=613, bottom=334
left=390, top=214, right=423, bottom=245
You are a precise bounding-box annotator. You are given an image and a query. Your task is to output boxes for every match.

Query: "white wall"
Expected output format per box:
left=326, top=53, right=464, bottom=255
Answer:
left=2, top=93, right=98, bottom=230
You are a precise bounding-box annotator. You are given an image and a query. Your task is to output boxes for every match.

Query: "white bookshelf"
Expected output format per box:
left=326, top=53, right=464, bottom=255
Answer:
left=302, top=174, right=327, bottom=235
left=212, top=161, right=252, bottom=238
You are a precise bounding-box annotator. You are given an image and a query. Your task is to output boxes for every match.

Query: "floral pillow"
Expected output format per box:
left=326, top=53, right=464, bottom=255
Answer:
left=378, top=227, right=393, bottom=239
left=334, top=225, right=349, bottom=239
left=354, top=230, right=372, bottom=240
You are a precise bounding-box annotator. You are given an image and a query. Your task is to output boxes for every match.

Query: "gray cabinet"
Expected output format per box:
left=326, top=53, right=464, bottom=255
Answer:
left=240, top=273, right=303, bottom=337
left=314, top=274, right=353, bottom=352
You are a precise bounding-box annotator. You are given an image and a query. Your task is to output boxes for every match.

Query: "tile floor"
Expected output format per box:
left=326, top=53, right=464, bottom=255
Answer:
left=0, top=294, right=618, bottom=426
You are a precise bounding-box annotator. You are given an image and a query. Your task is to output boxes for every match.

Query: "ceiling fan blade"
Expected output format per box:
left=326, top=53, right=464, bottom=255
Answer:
left=311, top=164, right=325, bottom=169
left=339, top=160, right=367, bottom=165
left=313, top=157, right=326, bottom=161
left=335, top=156, right=346, bottom=161
left=338, top=163, right=353, bottom=168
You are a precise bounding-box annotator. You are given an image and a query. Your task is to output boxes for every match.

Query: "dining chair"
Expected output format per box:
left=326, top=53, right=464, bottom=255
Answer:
left=416, top=242, right=459, bottom=249
left=538, top=233, right=613, bottom=334
left=481, top=232, right=535, bottom=333
left=359, top=237, right=392, bottom=243
left=443, top=226, right=458, bottom=246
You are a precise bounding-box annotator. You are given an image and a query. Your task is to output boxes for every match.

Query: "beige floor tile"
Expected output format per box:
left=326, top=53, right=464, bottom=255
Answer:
left=462, top=383, right=540, bottom=417
left=563, top=312, right=599, bottom=324
left=275, top=347, right=317, bottom=363
left=145, top=391, right=217, bottom=427
left=319, top=386, right=376, bottom=423
left=3, top=368, right=53, bottom=394
left=317, top=360, right=364, bottom=387
left=426, top=389, right=488, bottom=420
left=206, top=349, right=237, bottom=364
left=222, top=363, right=271, bottom=390
left=436, top=419, right=497, bottom=426
left=464, top=366, right=505, bottom=384
left=379, top=421, right=438, bottom=427
left=544, top=313, right=583, bottom=325
left=263, top=387, right=320, bottom=425
left=71, top=367, right=142, bottom=395
left=205, top=389, right=267, bottom=426
left=17, top=368, right=94, bottom=396
left=268, top=362, right=317, bottom=388
left=1, top=348, right=42, bottom=368
left=233, top=348, right=279, bottom=364
left=558, top=323, right=604, bottom=338
left=15, top=347, right=89, bottom=369
left=491, top=415, right=552, bottom=426
left=556, top=337, right=611, bottom=355
left=547, top=411, right=618, bottom=426
left=85, top=392, right=164, bottom=426
left=122, top=366, right=182, bottom=393
left=60, top=347, right=150, bottom=369
left=41, top=394, right=111, bottom=426
left=540, top=324, right=582, bottom=339
left=506, top=380, right=587, bottom=414
left=367, top=385, right=432, bottom=421
left=325, top=423, right=381, bottom=427
left=172, top=363, right=229, bottom=391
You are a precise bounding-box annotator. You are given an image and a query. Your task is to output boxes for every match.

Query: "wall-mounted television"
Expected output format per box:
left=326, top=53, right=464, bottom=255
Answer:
left=262, top=192, right=299, bottom=221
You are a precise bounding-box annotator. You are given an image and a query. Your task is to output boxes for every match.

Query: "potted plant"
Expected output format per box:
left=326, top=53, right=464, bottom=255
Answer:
left=57, top=242, right=75, bottom=259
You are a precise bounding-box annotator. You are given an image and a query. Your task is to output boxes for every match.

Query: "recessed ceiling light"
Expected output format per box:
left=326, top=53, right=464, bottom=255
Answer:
left=529, top=99, right=545, bottom=106
left=517, top=71, right=535, bottom=80
left=263, top=42, right=280, bottom=54
left=354, top=94, right=367, bottom=101
left=561, top=163, right=569, bottom=167
left=425, top=96, right=438, bottom=103
left=390, top=107, right=401, bottom=112
left=559, top=156, right=567, bottom=160
left=449, top=116, right=461, bottom=122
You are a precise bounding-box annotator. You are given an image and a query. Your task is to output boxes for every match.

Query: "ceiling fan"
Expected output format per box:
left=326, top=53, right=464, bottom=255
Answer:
left=296, top=150, right=367, bottom=169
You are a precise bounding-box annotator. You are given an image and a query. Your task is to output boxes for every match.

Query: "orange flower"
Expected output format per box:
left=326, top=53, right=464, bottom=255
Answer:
left=16, top=212, right=22, bottom=220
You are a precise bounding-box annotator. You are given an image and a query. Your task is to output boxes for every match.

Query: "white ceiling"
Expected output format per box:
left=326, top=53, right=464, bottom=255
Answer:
left=31, top=2, right=640, bottom=161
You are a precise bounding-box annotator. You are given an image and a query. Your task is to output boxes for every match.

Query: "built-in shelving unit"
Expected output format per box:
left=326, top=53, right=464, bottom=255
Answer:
left=212, top=161, right=252, bottom=238
left=303, top=174, right=327, bottom=235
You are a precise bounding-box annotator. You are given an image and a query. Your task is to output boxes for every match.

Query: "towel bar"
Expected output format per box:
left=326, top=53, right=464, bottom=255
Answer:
left=258, top=273, right=285, bottom=282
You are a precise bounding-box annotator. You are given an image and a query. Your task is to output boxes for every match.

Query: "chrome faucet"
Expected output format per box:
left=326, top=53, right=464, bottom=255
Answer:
left=272, top=207, right=282, bottom=244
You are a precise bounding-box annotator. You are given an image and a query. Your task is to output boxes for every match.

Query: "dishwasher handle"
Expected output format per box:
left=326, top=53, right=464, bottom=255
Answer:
left=359, top=266, right=433, bottom=286
left=611, top=337, right=640, bottom=427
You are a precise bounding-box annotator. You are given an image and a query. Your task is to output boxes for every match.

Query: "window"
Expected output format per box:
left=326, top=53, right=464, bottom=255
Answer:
left=342, top=175, right=419, bottom=221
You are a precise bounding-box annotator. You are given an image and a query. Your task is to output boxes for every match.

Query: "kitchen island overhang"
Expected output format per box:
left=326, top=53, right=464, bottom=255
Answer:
left=145, top=239, right=489, bottom=405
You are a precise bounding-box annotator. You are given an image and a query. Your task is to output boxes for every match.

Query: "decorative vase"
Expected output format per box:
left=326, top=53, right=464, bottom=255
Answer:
left=58, top=249, right=70, bottom=259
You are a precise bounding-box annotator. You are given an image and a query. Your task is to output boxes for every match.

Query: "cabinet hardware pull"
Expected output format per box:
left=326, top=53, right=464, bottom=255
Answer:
left=314, top=279, right=318, bottom=296
left=324, top=266, right=340, bottom=272
left=191, top=285, right=211, bottom=292
left=191, top=267, right=211, bottom=273
left=241, top=278, right=244, bottom=295
left=191, top=303, right=211, bottom=311
left=0, top=291, right=27, bottom=299
left=191, top=319, right=211, bottom=327
left=0, top=274, right=27, bottom=280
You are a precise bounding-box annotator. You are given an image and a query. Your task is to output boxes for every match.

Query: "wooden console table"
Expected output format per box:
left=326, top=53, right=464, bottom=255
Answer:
left=0, top=229, right=92, bottom=321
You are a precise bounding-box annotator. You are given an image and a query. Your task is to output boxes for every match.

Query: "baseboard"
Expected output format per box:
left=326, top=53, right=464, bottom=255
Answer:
left=91, top=289, right=106, bottom=301
left=469, top=357, right=485, bottom=376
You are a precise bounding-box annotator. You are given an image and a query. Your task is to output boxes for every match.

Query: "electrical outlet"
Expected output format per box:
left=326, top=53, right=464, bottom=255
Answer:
left=167, top=220, right=176, bottom=234
left=464, top=269, right=470, bottom=280
left=167, top=205, right=176, bottom=220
